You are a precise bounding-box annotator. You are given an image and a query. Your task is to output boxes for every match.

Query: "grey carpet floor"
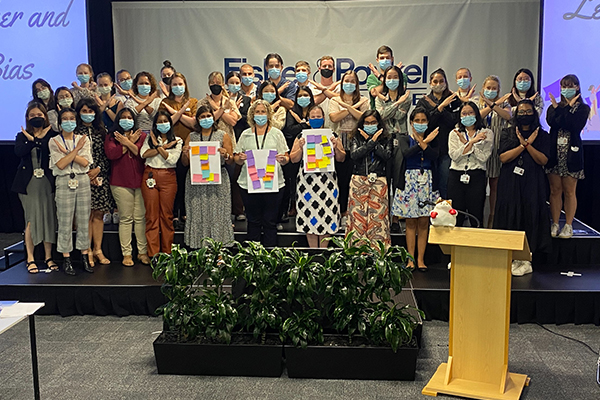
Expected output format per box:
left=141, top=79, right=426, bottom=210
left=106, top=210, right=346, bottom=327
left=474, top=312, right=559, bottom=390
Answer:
left=0, top=316, right=599, bottom=400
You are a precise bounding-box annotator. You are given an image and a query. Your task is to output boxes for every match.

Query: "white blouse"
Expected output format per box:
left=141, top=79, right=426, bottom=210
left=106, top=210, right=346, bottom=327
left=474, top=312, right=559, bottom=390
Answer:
left=49, top=134, right=93, bottom=176
left=448, top=128, right=494, bottom=171
left=140, top=134, right=183, bottom=169
left=124, top=96, right=163, bottom=132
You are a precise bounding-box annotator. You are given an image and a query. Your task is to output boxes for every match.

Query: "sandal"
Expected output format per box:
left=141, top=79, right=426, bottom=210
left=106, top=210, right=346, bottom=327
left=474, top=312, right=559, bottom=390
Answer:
left=406, top=260, right=415, bottom=271
left=418, top=263, right=428, bottom=272
left=88, top=251, right=95, bottom=268
left=45, top=258, right=59, bottom=271
left=93, top=250, right=110, bottom=265
left=27, top=260, right=39, bottom=274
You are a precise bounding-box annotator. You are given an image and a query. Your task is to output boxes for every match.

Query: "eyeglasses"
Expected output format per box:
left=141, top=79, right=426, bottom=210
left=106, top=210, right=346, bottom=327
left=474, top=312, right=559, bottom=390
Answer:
left=517, top=111, right=534, bottom=116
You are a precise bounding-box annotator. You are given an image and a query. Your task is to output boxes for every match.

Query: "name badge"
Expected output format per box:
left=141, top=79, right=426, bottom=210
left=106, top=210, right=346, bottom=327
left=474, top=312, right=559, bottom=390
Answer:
left=68, top=178, right=79, bottom=190
left=393, top=138, right=399, bottom=147
left=557, top=137, right=568, bottom=145
left=513, top=166, right=525, bottom=176
left=571, top=146, right=579, bottom=152
left=146, top=177, right=156, bottom=189
left=96, top=177, right=103, bottom=186
left=460, top=173, right=470, bottom=184
left=33, top=168, right=44, bottom=179
left=367, top=173, right=377, bottom=184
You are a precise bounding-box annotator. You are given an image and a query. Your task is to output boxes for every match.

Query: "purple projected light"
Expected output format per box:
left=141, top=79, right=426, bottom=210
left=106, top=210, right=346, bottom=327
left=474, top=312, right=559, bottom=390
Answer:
left=541, top=0, right=600, bottom=140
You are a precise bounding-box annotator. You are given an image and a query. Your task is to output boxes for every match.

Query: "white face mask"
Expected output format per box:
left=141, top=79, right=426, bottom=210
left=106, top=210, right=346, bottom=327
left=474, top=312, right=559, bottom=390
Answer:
left=431, top=83, right=446, bottom=94
left=58, top=98, right=74, bottom=108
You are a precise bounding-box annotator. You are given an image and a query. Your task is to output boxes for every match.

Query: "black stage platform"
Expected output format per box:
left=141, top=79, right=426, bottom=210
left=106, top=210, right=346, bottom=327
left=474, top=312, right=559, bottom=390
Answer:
left=1, top=216, right=599, bottom=324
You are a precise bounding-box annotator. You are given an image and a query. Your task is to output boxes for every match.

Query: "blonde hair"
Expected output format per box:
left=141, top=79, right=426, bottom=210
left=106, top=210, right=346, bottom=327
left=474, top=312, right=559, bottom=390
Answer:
left=295, top=60, right=311, bottom=74
left=247, top=99, right=273, bottom=129
left=208, top=71, right=229, bottom=99
left=480, top=75, right=501, bottom=104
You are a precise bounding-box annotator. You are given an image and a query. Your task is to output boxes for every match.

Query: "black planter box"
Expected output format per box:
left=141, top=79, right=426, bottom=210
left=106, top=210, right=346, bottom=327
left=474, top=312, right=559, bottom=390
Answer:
left=284, top=336, right=419, bottom=380
left=153, top=333, right=283, bottom=377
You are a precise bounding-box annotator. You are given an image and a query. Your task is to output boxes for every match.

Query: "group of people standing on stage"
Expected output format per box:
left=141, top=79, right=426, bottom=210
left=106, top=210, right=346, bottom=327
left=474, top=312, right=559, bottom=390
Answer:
left=13, top=46, right=589, bottom=277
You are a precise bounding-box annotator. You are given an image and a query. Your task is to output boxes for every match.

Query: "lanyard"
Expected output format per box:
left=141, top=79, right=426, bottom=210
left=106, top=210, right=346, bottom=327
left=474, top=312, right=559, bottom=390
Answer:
left=200, top=130, right=213, bottom=142
left=60, top=134, right=76, bottom=171
left=254, top=127, right=268, bottom=150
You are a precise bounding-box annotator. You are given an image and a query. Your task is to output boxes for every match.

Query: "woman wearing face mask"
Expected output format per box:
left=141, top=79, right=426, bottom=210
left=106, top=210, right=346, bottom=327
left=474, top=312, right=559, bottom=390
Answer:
left=508, top=68, right=544, bottom=115
left=140, top=111, right=182, bottom=256
left=13, top=102, right=58, bottom=273
left=447, top=102, right=494, bottom=227
left=105, top=108, right=149, bottom=266
left=495, top=99, right=550, bottom=276
left=95, top=72, right=120, bottom=127
left=477, top=76, right=512, bottom=228
left=31, top=79, right=58, bottom=131
left=289, top=105, right=345, bottom=248
left=180, top=105, right=235, bottom=248
left=416, top=68, right=462, bottom=199
left=71, top=63, right=97, bottom=107
left=265, top=52, right=297, bottom=110
left=199, top=72, right=241, bottom=147
left=159, top=60, right=175, bottom=99
left=281, top=87, right=316, bottom=222
left=347, top=110, right=393, bottom=245
left=546, top=74, right=590, bottom=239
left=233, top=100, right=290, bottom=247
left=455, top=68, right=479, bottom=104
left=55, top=87, right=75, bottom=112
left=329, top=70, right=369, bottom=226
left=49, top=108, right=94, bottom=275
left=75, top=99, right=115, bottom=267
left=392, top=108, right=440, bottom=271
left=257, top=81, right=286, bottom=130
left=125, top=72, right=162, bottom=132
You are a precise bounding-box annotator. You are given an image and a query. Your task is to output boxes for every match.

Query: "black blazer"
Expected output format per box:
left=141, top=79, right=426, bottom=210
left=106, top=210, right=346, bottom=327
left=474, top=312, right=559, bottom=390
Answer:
left=11, top=130, right=58, bottom=194
left=392, top=133, right=439, bottom=192
left=545, top=102, right=590, bottom=172
left=233, top=94, right=252, bottom=141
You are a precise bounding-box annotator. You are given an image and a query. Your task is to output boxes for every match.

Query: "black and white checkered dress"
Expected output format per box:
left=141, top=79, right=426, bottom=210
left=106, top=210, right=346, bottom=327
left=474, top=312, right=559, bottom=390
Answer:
left=295, top=170, right=340, bottom=235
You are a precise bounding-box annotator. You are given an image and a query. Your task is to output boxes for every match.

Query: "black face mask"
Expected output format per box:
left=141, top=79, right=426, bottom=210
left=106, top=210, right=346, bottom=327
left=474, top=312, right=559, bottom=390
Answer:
left=320, top=68, right=334, bottom=79
left=209, top=84, right=222, bottom=95
left=516, top=114, right=535, bottom=126
left=29, top=117, right=45, bottom=128
left=162, top=76, right=171, bottom=85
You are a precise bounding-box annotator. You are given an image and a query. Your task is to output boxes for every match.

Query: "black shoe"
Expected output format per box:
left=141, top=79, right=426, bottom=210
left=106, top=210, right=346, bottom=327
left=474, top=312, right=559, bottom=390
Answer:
left=82, top=253, right=94, bottom=273
left=64, top=257, right=75, bottom=276
left=279, top=214, right=290, bottom=223
left=391, top=222, right=400, bottom=233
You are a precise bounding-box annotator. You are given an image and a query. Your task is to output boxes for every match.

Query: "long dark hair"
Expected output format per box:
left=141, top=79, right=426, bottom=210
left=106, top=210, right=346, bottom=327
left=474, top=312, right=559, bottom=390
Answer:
left=257, top=81, right=281, bottom=103
left=24, top=101, right=50, bottom=133
left=194, top=104, right=217, bottom=133
left=58, top=107, right=77, bottom=131
left=457, top=101, right=485, bottom=132
left=75, top=98, right=106, bottom=134
left=508, top=68, right=537, bottom=107
left=31, top=78, right=57, bottom=112
left=350, top=109, right=387, bottom=141
left=559, top=74, right=582, bottom=106
left=381, top=66, right=406, bottom=98
left=511, top=99, right=540, bottom=132
left=111, top=108, right=137, bottom=136
left=429, top=68, right=452, bottom=99
left=340, top=70, right=361, bottom=105
left=291, top=86, right=315, bottom=117
left=150, top=111, right=175, bottom=148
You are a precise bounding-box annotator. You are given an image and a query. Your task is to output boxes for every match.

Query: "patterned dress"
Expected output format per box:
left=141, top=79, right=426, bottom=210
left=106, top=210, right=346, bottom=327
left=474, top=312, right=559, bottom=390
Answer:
left=76, top=125, right=116, bottom=212
left=346, top=176, right=390, bottom=245
left=184, top=130, right=234, bottom=248
left=478, top=100, right=510, bottom=179
left=296, top=170, right=340, bottom=235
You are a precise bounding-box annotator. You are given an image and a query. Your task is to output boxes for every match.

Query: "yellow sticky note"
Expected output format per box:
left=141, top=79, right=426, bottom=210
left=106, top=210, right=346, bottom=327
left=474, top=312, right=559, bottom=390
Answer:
left=307, top=149, right=316, bottom=155
left=209, top=173, right=214, bottom=181
left=200, top=154, right=209, bottom=161
left=191, top=146, right=200, bottom=155
left=307, top=162, right=316, bottom=169
left=323, top=157, right=330, bottom=165
left=322, top=136, right=328, bottom=144
left=322, top=146, right=331, bottom=155
left=266, top=165, right=275, bottom=173
left=318, top=160, right=327, bottom=168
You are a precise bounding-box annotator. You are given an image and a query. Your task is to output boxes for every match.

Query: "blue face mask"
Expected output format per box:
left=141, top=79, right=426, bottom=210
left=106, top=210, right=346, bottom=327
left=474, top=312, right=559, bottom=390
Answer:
left=483, top=89, right=497, bottom=100
left=363, top=124, right=378, bottom=135
left=413, top=123, right=428, bottom=134
left=268, top=68, right=281, bottom=79
left=228, top=84, right=241, bottom=94
left=254, top=114, right=268, bottom=126
left=81, top=113, right=95, bottom=123
left=461, top=115, right=477, bottom=127
left=457, top=78, right=470, bottom=90
left=386, top=79, right=399, bottom=91
left=561, top=87, right=577, bottom=99
left=342, top=83, right=356, bottom=94
left=516, top=80, right=531, bottom=92
left=77, top=74, right=90, bottom=84
left=199, top=117, right=214, bottom=129
left=137, top=84, right=151, bottom=96
left=119, top=119, right=134, bottom=131
left=379, top=59, right=392, bottom=71
left=262, top=92, right=276, bottom=103
left=297, top=96, right=311, bottom=108
left=296, top=72, right=308, bottom=83
left=156, top=122, right=170, bottom=134
left=120, top=79, right=133, bottom=91
left=171, top=85, right=185, bottom=96
left=241, top=76, right=254, bottom=86
left=309, top=118, right=324, bottom=129
left=61, top=120, right=77, bottom=133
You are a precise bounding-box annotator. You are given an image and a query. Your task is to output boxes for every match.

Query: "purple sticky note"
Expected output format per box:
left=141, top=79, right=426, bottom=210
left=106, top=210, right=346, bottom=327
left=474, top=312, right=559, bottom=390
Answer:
left=246, top=150, right=254, bottom=159
left=257, top=168, right=266, bottom=178
left=247, top=157, right=255, bottom=167
left=307, top=135, right=315, bottom=143
left=269, top=150, right=277, bottom=159
left=200, top=146, right=208, bottom=154
left=252, top=180, right=261, bottom=190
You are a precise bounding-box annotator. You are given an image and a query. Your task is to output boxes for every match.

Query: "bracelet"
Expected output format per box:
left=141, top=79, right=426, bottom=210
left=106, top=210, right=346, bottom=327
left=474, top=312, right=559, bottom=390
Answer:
left=490, top=103, right=496, bottom=109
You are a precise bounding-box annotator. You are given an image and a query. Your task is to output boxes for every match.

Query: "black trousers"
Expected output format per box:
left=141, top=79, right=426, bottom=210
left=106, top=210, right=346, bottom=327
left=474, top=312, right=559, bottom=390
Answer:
left=241, top=189, right=284, bottom=247
left=173, top=159, right=188, bottom=219
left=279, top=161, right=300, bottom=218
left=447, top=169, right=486, bottom=228
left=336, top=157, right=354, bottom=215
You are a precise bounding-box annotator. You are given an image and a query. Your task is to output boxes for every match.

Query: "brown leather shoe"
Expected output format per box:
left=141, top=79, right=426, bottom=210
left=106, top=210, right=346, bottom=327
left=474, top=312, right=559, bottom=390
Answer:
left=122, top=255, right=134, bottom=267
left=137, top=254, right=151, bottom=265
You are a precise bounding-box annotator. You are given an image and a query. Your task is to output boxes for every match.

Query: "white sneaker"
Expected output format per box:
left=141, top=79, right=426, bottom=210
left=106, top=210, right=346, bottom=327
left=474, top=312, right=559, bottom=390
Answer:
left=448, top=262, right=452, bottom=269
left=276, top=223, right=283, bottom=231
left=512, top=260, right=533, bottom=276
left=340, top=216, right=347, bottom=228
left=103, top=212, right=112, bottom=224
left=511, top=260, right=522, bottom=275
left=550, top=223, right=560, bottom=237
left=557, top=224, right=573, bottom=239
left=236, top=214, right=246, bottom=221
left=112, top=212, right=120, bottom=225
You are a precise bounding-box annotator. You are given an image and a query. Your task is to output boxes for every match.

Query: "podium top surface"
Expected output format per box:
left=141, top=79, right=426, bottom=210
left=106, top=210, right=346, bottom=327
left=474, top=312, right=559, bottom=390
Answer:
left=429, top=226, right=531, bottom=260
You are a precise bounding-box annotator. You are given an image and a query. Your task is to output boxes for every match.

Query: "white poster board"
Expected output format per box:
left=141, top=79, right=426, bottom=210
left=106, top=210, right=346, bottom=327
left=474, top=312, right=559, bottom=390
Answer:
left=188, top=141, right=222, bottom=185
left=246, top=149, right=279, bottom=193
left=302, top=128, right=335, bottom=174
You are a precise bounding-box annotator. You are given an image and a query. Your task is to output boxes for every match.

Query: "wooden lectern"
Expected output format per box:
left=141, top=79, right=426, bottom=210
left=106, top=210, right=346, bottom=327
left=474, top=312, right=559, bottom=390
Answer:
left=422, top=226, right=531, bottom=400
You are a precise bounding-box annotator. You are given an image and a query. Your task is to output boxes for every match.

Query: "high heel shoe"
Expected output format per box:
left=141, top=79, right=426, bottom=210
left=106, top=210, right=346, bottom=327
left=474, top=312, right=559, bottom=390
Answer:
left=64, top=257, right=75, bottom=276
left=87, top=251, right=95, bottom=268
left=93, top=250, right=110, bottom=265
left=82, top=253, right=94, bottom=273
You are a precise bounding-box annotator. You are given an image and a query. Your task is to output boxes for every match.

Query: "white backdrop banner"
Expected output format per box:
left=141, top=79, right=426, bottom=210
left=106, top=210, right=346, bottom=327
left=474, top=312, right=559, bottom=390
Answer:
left=113, top=0, right=539, bottom=105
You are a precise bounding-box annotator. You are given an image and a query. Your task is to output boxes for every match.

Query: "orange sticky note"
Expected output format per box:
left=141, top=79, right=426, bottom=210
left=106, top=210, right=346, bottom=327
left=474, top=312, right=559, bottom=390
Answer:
left=202, top=163, right=210, bottom=170
left=191, top=146, right=200, bottom=155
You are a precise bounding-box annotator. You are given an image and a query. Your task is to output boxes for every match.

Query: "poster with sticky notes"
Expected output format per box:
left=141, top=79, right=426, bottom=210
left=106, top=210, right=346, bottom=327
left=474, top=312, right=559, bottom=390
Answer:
left=303, top=128, right=335, bottom=174
left=246, top=149, right=279, bottom=193
left=189, top=141, right=222, bottom=185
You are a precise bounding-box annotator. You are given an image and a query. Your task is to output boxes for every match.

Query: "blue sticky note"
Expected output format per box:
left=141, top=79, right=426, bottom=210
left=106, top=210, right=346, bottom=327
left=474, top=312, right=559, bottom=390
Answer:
left=202, top=169, right=210, bottom=178
left=307, top=142, right=315, bottom=149
left=264, top=180, right=273, bottom=190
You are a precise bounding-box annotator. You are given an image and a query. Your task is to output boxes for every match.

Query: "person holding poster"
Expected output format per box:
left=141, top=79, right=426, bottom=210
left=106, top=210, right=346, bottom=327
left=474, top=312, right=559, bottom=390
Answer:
left=181, top=105, right=234, bottom=248
left=347, top=110, right=393, bottom=246
left=289, top=105, right=345, bottom=248
left=234, top=100, right=289, bottom=247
